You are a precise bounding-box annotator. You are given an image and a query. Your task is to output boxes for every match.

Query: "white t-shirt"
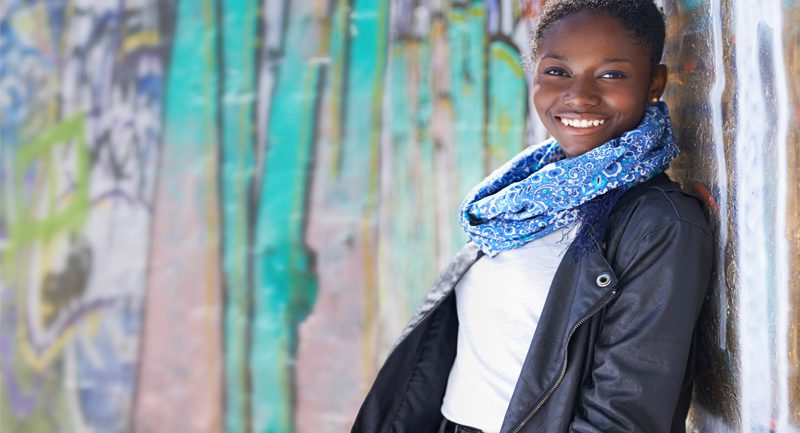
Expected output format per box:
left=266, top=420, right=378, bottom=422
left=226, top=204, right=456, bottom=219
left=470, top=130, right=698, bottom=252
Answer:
left=440, top=225, right=578, bottom=433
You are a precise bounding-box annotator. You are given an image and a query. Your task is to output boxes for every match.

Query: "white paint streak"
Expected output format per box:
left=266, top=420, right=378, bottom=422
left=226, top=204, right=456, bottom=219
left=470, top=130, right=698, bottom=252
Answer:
left=734, top=0, right=792, bottom=430
left=765, top=1, right=793, bottom=430
left=733, top=0, right=769, bottom=430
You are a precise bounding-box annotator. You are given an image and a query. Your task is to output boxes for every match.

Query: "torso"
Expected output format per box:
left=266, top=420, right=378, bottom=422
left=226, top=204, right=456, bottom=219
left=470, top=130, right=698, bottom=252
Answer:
left=441, top=225, right=578, bottom=432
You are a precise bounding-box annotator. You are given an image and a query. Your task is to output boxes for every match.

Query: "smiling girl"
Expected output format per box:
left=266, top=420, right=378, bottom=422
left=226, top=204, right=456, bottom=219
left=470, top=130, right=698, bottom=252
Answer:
left=352, top=1, right=713, bottom=432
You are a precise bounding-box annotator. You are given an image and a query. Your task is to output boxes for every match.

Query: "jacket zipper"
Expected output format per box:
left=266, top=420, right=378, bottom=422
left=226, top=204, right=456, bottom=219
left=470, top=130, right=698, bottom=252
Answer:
left=510, top=288, right=619, bottom=433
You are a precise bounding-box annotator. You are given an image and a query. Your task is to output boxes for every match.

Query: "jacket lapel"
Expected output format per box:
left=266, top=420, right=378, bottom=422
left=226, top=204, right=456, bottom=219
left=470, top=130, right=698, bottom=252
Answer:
left=500, top=242, right=618, bottom=432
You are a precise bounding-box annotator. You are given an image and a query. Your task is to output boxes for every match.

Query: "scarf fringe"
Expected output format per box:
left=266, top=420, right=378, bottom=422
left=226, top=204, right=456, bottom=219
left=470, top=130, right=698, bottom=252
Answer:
left=571, top=187, right=628, bottom=261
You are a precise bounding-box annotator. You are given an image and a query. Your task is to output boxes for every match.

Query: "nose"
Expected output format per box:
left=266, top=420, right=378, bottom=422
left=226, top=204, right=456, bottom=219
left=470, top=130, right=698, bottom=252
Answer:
left=563, top=76, right=600, bottom=107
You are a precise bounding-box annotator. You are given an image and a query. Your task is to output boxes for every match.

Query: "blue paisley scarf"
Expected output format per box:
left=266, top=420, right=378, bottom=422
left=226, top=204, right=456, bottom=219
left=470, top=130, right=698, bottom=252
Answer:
left=459, top=102, right=679, bottom=257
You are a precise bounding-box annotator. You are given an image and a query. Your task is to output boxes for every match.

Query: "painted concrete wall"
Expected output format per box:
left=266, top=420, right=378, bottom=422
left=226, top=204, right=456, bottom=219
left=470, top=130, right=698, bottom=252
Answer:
left=0, top=0, right=797, bottom=432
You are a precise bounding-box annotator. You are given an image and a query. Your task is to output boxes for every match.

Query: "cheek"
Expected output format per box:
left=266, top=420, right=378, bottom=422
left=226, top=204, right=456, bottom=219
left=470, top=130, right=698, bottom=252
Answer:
left=611, top=83, right=651, bottom=112
left=608, top=93, right=647, bottom=122
left=531, top=83, right=552, bottom=117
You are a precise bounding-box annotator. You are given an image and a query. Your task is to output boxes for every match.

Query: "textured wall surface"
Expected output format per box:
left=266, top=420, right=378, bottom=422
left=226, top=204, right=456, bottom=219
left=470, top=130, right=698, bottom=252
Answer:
left=0, top=0, right=797, bottom=432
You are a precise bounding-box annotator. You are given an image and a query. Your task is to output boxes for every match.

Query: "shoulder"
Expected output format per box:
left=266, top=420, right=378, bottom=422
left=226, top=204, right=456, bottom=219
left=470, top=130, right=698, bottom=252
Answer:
left=606, top=173, right=713, bottom=264
left=612, top=173, right=711, bottom=236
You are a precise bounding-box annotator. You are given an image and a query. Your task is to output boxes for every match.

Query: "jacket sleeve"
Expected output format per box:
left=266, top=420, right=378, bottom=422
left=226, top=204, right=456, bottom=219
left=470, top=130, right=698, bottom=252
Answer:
left=568, top=219, right=713, bottom=433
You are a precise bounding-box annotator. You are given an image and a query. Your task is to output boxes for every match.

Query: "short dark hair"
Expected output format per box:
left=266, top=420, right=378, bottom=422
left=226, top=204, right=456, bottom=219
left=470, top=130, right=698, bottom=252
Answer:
left=529, top=0, right=666, bottom=72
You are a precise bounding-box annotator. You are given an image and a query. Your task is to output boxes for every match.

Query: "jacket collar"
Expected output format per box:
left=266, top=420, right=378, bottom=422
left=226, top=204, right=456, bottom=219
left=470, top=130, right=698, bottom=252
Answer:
left=614, top=172, right=681, bottom=210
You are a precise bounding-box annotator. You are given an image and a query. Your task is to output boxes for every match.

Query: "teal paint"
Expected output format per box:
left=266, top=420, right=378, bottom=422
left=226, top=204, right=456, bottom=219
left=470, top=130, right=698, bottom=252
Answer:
left=487, top=40, right=526, bottom=170
left=448, top=4, right=486, bottom=249
left=251, top=3, right=321, bottom=432
left=219, top=0, right=258, bottom=432
left=335, top=0, right=388, bottom=377
left=158, top=0, right=223, bottom=429
left=681, top=0, right=704, bottom=11
left=387, top=44, right=414, bottom=314
left=162, top=0, right=219, bottom=155
left=387, top=47, right=411, bottom=183
left=338, top=0, right=389, bottom=336
left=385, top=40, right=437, bottom=312
left=413, top=37, right=438, bottom=304
left=339, top=0, right=388, bottom=185
left=326, top=0, right=351, bottom=177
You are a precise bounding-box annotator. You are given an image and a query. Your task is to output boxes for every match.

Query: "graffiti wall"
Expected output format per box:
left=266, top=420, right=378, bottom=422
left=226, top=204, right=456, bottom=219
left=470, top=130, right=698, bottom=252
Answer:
left=0, top=0, right=797, bottom=432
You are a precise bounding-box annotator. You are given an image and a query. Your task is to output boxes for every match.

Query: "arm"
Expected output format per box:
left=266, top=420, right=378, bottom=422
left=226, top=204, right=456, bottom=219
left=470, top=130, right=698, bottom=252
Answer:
left=569, top=219, right=713, bottom=433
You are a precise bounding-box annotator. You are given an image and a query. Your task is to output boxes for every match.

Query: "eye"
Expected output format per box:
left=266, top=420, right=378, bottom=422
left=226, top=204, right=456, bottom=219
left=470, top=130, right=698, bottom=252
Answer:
left=543, top=67, right=569, bottom=77
left=598, top=70, right=627, bottom=79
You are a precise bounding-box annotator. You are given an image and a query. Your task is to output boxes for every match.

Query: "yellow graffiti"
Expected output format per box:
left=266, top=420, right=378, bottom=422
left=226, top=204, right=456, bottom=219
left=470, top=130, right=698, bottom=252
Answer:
left=491, top=43, right=524, bottom=77
left=120, top=31, right=162, bottom=58
left=17, top=308, right=101, bottom=372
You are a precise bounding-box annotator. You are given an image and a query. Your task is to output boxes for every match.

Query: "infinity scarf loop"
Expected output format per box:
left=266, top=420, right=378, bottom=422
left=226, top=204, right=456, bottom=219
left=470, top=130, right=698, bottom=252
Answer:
left=459, top=102, right=679, bottom=257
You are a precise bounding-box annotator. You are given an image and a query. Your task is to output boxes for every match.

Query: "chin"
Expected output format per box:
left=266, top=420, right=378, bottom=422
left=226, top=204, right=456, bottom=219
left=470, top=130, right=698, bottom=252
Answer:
left=558, top=143, right=600, bottom=158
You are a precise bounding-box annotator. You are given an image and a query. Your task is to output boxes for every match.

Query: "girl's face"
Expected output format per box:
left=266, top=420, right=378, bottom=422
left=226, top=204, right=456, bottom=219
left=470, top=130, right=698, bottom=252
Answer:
left=532, top=11, right=667, bottom=158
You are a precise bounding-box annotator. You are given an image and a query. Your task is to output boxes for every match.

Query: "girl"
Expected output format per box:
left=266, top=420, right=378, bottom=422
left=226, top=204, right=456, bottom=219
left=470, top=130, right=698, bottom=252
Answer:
left=352, top=1, right=713, bottom=432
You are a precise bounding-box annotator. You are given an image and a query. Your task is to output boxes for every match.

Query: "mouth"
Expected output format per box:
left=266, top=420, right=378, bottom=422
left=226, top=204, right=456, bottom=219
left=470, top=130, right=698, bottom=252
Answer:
left=556, top=116, right=606, bottom=129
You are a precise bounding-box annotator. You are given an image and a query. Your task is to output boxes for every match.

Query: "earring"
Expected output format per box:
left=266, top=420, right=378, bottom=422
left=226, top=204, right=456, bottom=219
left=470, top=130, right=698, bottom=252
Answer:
left=651, top=97, right=659, bottom=103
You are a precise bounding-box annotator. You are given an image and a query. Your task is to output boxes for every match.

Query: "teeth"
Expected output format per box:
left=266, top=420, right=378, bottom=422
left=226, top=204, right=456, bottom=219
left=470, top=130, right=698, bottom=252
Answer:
left=560, top=118, right=605, bottom=128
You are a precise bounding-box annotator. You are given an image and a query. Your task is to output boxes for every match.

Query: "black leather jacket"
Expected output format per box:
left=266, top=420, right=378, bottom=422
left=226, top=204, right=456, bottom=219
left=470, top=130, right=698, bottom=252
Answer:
left=352, top=174, right=714, bottom=433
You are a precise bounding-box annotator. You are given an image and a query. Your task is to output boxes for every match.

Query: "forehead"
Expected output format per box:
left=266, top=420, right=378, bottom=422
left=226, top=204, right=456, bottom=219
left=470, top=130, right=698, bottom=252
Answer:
left=538, top=11, right=648, bottom=59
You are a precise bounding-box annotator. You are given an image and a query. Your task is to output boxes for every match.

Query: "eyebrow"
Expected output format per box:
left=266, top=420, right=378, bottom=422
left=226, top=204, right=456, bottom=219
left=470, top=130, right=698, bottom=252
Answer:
left=541, top=53, right=568, bottom=61
left=541, top=53, right=633, bottom=65
left=602, top=58, right=633, bottom=64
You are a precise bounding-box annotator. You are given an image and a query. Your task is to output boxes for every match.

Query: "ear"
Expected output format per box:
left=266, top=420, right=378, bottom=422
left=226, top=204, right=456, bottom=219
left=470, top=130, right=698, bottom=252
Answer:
left=649, top=64, right=668, bottom=100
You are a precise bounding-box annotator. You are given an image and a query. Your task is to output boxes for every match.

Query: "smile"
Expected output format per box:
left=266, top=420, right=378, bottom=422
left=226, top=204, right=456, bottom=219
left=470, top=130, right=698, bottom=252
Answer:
left=558, top=117, right=605, bottom=128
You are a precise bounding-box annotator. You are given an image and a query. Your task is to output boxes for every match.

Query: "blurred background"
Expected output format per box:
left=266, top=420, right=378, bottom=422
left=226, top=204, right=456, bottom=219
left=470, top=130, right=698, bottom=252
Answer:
left=0, top=0, right=798, bottom=432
